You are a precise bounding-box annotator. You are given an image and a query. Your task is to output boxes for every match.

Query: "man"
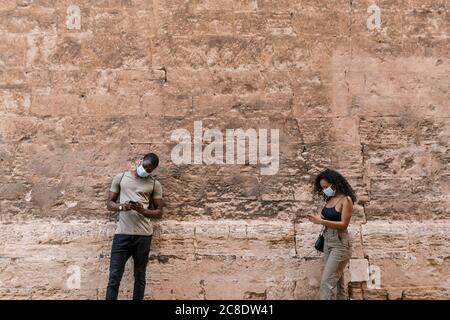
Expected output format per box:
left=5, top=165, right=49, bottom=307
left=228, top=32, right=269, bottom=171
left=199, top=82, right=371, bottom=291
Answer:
left=105, top=152, right=163, bottom=300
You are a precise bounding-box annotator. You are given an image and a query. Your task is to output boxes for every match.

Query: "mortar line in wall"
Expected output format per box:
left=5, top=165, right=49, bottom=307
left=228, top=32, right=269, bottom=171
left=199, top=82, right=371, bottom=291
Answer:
left=358, top=110, right=369, bottom=225
left=293, top=222, right=298, bottom=256
left=359, top=223, right=366, bottom=259
left=151, top=0, right=160, bottom=36
left=349, top=0, right=353, bottom=62
left=193, top=225, right=197, bottom=256
left=400, top=1, right=404, bottom=51
left=347, top=0, right=353, bottom=108
left=361, top=224, right=369, bottom=300
left=292, top=280, right=298, bottom=299
left=360, top=282, right=366, bottom=300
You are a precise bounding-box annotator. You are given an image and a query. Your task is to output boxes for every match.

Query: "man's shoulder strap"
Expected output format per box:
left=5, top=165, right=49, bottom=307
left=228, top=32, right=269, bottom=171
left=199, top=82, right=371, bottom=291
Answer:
left=150, top=176, right=156, bottom=197
left=118, top=172, right=125, bottom=192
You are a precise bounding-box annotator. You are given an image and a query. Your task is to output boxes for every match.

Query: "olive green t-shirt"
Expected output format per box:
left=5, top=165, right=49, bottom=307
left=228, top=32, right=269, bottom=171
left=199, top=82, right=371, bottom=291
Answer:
left=110, top=171, right=163, bottom=236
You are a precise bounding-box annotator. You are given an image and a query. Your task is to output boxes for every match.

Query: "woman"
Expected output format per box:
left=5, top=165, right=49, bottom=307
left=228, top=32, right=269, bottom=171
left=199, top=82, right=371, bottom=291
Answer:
left=307, top=168, right=357, bottom=300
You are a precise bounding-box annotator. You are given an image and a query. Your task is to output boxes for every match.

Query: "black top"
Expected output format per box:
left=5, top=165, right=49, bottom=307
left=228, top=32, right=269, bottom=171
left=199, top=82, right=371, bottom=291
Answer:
left=321, top=197, right=346, bottom=221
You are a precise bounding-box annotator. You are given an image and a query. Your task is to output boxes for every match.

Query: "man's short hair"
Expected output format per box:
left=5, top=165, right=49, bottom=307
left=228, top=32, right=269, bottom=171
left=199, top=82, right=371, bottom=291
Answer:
left=143, top=153, right=159, bottom=168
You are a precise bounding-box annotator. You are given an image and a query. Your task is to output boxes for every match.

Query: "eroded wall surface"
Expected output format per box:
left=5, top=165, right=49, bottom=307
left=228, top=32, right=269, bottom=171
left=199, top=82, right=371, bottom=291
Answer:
left=0, top=0, right=449, bottom=299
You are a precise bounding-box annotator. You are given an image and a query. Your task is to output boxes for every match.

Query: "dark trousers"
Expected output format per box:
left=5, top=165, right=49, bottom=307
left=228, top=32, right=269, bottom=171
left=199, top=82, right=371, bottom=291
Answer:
left=106, top=234, right=152, bottom=300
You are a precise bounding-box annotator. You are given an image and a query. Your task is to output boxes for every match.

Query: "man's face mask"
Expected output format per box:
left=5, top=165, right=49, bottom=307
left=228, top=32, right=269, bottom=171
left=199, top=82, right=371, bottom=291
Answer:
left=136, top=160, right=150, bottom=178
left=323, top=185, right=335, bottom=197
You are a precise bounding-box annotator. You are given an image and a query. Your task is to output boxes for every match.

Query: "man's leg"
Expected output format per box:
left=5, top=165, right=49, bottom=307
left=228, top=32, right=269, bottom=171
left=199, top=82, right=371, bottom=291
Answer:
left=131, top=235, right=152, bottom=300
left=106, top=234, right=133, bottom=300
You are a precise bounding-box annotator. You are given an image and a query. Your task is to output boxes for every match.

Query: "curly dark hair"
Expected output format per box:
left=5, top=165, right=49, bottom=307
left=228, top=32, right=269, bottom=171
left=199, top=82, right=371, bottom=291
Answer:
left=314, top=168, right=357, bottom=203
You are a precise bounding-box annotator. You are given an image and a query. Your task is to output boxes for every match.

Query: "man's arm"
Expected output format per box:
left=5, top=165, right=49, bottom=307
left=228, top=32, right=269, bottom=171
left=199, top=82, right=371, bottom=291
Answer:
left=106, top=191, right=133, bottom=212
left=106, top=191, right=120, bottom=212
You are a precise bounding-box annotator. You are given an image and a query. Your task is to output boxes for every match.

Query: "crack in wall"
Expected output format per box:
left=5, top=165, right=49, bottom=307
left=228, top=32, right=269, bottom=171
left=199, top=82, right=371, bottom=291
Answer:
left=293, top=222, right=298, bottom=256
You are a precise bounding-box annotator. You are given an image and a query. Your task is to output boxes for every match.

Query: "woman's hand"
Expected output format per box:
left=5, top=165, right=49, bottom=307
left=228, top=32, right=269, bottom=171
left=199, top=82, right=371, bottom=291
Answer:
left=307, top=214, right=323, bottom=225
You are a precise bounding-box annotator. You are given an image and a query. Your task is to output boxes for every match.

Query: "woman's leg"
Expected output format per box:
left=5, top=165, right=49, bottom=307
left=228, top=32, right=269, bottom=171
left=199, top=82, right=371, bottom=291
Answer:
left=336, top=275, right=347, bottom=300
left=320, top=245, right=350, bottom=300
left=320, top=240, right=333, bottom=300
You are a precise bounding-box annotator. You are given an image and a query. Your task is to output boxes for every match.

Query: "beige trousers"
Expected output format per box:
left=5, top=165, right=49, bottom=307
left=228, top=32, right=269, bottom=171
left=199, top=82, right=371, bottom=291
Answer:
left=320, top=228, right=352, bottom=300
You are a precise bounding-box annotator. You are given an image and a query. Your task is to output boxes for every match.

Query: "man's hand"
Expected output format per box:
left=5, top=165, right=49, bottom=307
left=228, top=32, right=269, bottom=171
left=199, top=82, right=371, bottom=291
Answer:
left=121, top=200, right=162, bottom=219
left=122, top=201, right=134, bottom=211
left=307, top=214, right=323, bottom=225
left=129, top=201, right=145, bottom=214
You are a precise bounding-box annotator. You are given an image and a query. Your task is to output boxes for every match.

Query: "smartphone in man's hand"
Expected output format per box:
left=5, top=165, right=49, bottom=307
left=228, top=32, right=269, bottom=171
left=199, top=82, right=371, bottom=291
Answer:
left=129, top=201, right=144, bottom=211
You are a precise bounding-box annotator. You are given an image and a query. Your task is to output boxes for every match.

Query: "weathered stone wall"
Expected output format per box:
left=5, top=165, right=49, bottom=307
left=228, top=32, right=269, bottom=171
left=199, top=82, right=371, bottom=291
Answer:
left=0, top=0, right=449, bottom=299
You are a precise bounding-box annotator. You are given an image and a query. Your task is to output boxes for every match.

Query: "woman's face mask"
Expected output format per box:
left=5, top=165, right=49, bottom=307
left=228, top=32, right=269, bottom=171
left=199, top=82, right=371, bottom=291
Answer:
left=136, top=160, right=150, bottom=178
left=323, top=185, right=335, bottom=197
